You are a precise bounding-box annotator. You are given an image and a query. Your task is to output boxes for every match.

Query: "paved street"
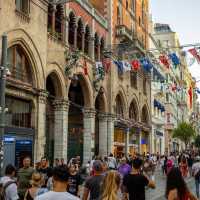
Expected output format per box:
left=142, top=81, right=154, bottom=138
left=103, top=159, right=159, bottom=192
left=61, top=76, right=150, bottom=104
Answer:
left=146, top=170, right=196, bottom=200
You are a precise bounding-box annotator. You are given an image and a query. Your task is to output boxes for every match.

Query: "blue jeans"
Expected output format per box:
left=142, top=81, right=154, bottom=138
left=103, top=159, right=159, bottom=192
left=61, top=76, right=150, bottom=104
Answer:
left=195, top=178, right=200, bottom=198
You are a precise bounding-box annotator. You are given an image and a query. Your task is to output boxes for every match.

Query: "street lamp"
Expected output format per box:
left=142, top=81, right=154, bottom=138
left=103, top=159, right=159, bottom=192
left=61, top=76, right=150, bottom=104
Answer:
left=0, top=34, right=8, bottom=176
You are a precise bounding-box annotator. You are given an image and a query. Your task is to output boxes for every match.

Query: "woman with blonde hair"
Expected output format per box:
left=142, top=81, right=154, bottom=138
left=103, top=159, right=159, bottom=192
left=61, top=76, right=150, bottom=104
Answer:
left=101, top=171, right=121, bottom=200
left=24, top=172, right=48, bottom=200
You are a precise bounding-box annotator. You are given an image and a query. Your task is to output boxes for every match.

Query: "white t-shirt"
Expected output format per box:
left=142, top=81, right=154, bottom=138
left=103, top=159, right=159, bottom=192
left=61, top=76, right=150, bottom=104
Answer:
left=34, top=191, right=80, bottom=200
left=0, top=176, right=19, bottom=200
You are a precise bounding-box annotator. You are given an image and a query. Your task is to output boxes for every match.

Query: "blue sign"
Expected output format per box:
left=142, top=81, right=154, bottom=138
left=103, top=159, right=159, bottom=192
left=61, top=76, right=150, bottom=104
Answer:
left=141, top=139, right=146, bottom=145
left=4, top=136, right=15, bottom=143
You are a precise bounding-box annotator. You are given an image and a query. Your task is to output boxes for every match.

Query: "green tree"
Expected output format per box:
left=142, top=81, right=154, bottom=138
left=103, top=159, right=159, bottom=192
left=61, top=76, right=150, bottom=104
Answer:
left=173, top=122, right=196, bottom=148
left=195, top=135, right=200, bottom=149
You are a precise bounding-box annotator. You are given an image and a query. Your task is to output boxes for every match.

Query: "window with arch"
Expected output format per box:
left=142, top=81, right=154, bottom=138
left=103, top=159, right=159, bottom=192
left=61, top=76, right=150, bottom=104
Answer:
left=68, top=12, right=76, bottom=46
left=100, top=38, right=105, bottom=60
left=115, top=95, right=124, bottom=118
left=141, top=106, right=149, bottom=124
left=7, top=45, right=33, bottom=85
left=94, top=33, right=99, bottom=61
left=77, top=19, right=84, bottom=50
left=129, top=101, right=138, bottom=121
left=15, top=0, right=30, bottom=14
left=84, top=25, right=90, bottom=55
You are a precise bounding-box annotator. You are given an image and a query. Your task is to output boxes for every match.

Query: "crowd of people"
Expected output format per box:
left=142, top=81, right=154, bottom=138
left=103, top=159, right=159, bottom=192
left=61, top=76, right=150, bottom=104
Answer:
left=0, top=151, right=200, bottom=200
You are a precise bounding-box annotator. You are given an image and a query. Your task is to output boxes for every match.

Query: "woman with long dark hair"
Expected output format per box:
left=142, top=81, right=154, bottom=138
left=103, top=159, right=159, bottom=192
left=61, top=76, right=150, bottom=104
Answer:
left=166, top=167, right=197, bottom=200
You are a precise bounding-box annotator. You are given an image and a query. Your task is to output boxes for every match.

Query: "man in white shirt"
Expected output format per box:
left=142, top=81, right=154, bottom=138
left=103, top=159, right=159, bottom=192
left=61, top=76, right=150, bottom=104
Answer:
left=0, top=164, right=18, bottom=200
left=192, top=156, right=200, bottom=198
left=35, top=166, right=79, bottom=200
left=108, top=153, right=117, bottom=170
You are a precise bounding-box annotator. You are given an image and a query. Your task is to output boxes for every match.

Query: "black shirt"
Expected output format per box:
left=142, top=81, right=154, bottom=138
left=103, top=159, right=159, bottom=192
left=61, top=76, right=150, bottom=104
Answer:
left=67, top=174, right=81, bottom=196
left=85, top=175, right=104, bottom=200
left=123, top=174, right=149, bottom=200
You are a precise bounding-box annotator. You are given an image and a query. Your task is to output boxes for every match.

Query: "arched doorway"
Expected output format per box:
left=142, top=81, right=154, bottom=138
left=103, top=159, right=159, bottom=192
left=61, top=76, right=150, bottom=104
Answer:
left=45, top=72, right=63, bottom=164
left=129, top=99, right=139, bottom=155
left=95, top=89, right=106, bottom=156
left=68, top=75, right=85, bottom=161
left=141, top=105, right=150, bottom=155
left=114, top=94, right=126, bottom=157
left=5, top=44, right=36, bottom=168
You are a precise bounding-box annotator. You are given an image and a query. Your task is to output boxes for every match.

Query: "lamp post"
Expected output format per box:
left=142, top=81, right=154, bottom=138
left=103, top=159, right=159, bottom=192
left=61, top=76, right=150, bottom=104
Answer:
left=0, top=34, right=8, bottom=176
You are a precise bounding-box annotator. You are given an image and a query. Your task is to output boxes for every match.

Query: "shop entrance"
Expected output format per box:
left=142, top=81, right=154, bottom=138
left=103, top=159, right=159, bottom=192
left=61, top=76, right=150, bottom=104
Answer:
left=68, top=76, right=84, bottom=160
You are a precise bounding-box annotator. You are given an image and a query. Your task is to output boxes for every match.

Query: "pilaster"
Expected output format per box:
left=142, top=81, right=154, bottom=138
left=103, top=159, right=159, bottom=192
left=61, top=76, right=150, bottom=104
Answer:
left=53, top=99, right=69, bottom=162
left=107, top=114, right=115, bottom=154
left=89, top=36, right=95, bottom=60
left=36, top=90, right=48, bottom=161
left=83, top=108, right=96, bottom=164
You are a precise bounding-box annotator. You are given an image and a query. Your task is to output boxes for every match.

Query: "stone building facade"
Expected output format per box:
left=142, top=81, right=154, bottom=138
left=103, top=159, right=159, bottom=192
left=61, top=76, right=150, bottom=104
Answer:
left=0, top=0, right=151, bottom=167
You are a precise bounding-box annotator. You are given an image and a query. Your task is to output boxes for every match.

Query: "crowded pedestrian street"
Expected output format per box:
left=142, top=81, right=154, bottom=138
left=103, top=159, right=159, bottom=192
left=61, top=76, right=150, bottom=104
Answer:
left=1, top=0, right=200, bottom=199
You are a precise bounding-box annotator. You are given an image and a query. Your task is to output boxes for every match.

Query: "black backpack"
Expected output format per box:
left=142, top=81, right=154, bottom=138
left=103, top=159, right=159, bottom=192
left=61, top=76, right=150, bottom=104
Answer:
left=195, top=170, right=200, bottom=180
left=0, top=181, right=17, bottom=200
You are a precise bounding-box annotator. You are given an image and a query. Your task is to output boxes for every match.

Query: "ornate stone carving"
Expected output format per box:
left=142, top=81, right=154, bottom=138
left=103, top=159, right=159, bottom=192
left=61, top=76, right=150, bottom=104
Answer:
left=84, top=108, right=96, bottom=118
left=53, top=99, right=69, bottom=111
left=38, top=89, right=48, bottom=104
left=98, top=113, right=108, bottom=121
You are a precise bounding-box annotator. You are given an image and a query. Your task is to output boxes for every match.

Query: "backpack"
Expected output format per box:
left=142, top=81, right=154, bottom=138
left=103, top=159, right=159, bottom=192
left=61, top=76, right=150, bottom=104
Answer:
left=0, top=181, right=17, bottom=200
left=195, top=169, right=200, bottom=180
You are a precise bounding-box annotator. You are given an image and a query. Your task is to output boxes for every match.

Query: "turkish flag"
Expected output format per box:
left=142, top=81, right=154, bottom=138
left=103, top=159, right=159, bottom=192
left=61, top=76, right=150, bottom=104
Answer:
left=131, top=60, right=140, bottom=71
left=159, top=55, right=170, bottom=69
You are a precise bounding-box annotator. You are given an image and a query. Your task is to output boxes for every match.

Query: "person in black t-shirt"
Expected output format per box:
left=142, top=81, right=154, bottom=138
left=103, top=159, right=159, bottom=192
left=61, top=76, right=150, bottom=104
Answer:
left=123, top=158, right=155, bottom=200
left=67, top=164, right=81, bottom=197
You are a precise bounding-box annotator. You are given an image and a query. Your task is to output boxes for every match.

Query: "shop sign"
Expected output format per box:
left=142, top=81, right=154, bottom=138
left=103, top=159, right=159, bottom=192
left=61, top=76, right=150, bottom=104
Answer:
left=4, top=136, right=15, bottom=144
left=141, top=139, right=147, bottom=145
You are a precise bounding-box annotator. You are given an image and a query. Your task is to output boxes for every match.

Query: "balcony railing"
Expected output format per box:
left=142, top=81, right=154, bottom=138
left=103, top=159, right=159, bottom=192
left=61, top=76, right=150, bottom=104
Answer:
left=116, top=25, right=133, bottom=41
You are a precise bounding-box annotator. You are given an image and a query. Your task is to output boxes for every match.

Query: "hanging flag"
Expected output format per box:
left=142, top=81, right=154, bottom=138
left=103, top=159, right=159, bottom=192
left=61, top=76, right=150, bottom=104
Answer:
left=159, top=55, right=170, bottom=69
left=169, top=53, right=180, bottom=66
left=95, top=62, right=105, bottom=80
left=188, top=86, right=193, bottom=108
left=83, top=58, right=88, bottom=75
left=131, top=60, right=140, bottom=71
left=114, top=61, right=124, bottom=74
left=140, top=58, right=153, bottom=72
left=102, top=57, right=111, bottom=73
left=188, top=48, right=200, bottom=64
left=123, top=61, right=131, bottom=72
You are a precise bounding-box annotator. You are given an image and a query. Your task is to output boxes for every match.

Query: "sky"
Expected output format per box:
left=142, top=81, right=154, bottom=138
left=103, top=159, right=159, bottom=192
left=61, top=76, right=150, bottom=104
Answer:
left=150, top=0, right=200, bottom=96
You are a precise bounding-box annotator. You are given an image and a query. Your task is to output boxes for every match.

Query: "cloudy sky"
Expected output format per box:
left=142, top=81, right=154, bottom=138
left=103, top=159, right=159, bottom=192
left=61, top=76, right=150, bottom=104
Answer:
left=150, top=0, right=200, bottom=95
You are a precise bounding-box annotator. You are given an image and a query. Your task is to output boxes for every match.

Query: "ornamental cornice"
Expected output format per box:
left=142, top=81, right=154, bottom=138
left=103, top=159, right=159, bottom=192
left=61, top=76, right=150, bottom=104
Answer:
left=38, top=89, right=48, bottom=104
left=84, top=108, right=96, bottom=118
left=53, top=99, right=69, bottom=111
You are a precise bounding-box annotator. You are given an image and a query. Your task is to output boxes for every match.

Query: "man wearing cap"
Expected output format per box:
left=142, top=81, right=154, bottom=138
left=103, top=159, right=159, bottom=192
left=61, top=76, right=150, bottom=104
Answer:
left=82, top=160, right=104, bottom=200
left=192, top=156, right=200, bottom=198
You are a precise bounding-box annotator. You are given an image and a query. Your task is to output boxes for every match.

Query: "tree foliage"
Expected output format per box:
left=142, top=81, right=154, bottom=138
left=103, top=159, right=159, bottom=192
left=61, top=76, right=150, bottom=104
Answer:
left=195, top=135, right=200, bottom=149
left=173, top=122, right=196, bottom=147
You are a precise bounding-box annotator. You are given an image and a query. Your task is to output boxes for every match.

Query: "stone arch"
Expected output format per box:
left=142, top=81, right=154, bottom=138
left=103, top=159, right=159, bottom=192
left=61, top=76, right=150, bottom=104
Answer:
left=114, top=90, right=127, bottom=118
left=129, top=98, right=139, bottom=122
left=46, top=63, right=67, bottom=98
left=67, top=72, right=93, bottom=108
left=6, top=29, right=45, bottom=89
left=141, top=104, right=150, bottom=125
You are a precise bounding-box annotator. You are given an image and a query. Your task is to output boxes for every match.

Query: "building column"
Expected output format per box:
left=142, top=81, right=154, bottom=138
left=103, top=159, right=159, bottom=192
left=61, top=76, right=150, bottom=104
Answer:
left=74, top=25, right=77, bottom=49
left=65, top=17, right=69, bottom=45
left=125, top=128, right=130, bottom=156
left=107, top=114, right=115, bottom=154
left=81, top=31, right=85, bottom=53
left=89, top=36, right=95, bottom=60
left=98, top=114, right=108, bottom=157
left=83, top=109, right=96, bottom=164
left=53, top=100, right=69, bottom=162
left=35, top=90, right=48, bottom=161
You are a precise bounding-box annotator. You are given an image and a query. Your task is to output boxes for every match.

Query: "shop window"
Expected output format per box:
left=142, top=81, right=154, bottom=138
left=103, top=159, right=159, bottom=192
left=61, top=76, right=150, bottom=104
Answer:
left=7, top=45, right=33, bottom=85
left=15, top=0, right=29, bottom=14
left=5, top=96, right=32, bottom=128
left=130, top=71, right=137, bottom=89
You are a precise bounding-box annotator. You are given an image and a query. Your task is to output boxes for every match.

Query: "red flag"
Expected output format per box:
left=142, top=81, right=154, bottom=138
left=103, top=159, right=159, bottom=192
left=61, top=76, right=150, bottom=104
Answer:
left=131, top=60, right=140, bottom=71
left=188, top=48, right=200, bottom=64
left=102, top=58, right=111, bottom=73
left=159, top=55, right=170, bottom=68
left=83, top=58, right=88, bottom=75
left=188, top=86, right=193, bottom=108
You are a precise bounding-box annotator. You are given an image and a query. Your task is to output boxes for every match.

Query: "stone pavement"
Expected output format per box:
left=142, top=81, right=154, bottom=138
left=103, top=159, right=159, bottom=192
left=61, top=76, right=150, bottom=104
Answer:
left=146, top=170, right=196, bottom=200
